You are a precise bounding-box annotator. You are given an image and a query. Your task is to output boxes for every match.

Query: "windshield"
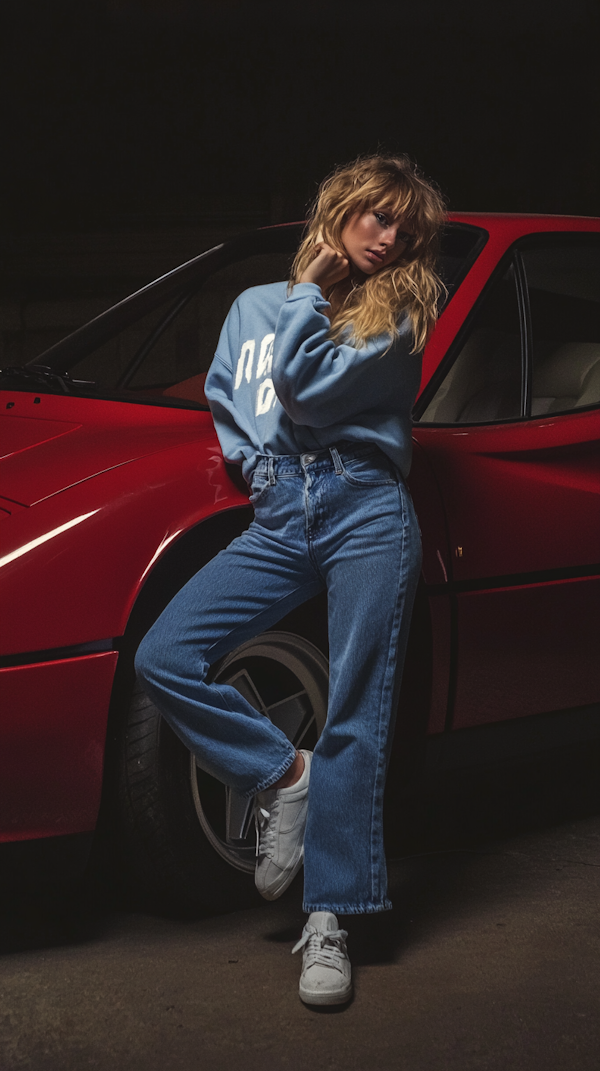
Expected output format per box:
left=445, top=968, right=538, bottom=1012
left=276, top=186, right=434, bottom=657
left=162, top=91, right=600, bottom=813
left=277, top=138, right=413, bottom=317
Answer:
left=0, top=222, right=486, bottom=408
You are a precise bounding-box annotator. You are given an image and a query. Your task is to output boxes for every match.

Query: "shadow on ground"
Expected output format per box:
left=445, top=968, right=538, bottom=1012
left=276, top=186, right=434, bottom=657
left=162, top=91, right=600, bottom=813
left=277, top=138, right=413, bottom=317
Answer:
left=2, top=742, right=599, bottom=958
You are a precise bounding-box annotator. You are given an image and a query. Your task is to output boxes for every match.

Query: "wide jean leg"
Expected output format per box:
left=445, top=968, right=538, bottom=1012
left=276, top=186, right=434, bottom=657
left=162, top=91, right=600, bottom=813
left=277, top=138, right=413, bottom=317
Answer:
left=300, top=449, right=422, bottom=913
left=135, top=512, right=323, bottom=796
left=135, top=444, right=422, bottom=913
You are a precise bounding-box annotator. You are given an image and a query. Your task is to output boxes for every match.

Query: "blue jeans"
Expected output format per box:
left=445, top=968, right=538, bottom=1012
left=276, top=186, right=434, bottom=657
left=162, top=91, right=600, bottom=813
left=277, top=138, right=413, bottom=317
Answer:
left=135, top=443, right=422, bottom=914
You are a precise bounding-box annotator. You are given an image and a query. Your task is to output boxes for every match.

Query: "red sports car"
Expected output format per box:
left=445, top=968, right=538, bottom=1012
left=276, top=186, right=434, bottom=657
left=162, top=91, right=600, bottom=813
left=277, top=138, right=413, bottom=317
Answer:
left=1, top=215, right=599, bottom=909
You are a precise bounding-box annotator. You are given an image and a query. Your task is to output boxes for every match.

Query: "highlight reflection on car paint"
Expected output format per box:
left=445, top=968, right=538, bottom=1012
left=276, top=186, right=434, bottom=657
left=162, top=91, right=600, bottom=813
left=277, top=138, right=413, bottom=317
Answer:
left=0, top=511, right=100, bottom=570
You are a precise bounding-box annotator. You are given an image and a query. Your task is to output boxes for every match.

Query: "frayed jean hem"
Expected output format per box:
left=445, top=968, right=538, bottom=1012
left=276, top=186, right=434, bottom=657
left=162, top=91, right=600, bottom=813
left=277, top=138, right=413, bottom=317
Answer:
left=302, top=898, right=393, bottom=915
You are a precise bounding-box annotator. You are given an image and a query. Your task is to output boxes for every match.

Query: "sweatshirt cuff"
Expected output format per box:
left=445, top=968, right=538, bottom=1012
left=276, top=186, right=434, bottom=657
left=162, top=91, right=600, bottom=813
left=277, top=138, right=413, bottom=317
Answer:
left=286, top=281, right=329, bottom=305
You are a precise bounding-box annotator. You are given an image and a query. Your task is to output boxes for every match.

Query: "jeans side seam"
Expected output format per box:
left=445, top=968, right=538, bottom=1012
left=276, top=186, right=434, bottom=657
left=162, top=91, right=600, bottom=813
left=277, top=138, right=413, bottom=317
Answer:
left=369, top=482, right=409, bottom=905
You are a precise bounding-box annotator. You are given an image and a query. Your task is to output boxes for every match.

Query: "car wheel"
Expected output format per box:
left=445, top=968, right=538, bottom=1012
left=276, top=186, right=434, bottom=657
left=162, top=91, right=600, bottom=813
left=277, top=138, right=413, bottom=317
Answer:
left=119, top=631, right=328, bottom=913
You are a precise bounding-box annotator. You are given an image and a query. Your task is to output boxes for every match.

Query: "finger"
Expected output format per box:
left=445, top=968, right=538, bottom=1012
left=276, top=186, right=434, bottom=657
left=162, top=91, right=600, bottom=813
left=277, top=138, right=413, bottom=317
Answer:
left=312, top=230, right=325, bottom=255
left=315, top=244, right=345, bottom=262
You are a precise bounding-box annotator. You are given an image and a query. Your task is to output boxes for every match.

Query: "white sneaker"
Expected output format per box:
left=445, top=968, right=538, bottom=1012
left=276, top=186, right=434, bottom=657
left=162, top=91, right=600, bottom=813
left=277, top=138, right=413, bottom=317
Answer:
left=293, top=911, right=353, bottom=1005
left=254, top=750, right=312, bottom=901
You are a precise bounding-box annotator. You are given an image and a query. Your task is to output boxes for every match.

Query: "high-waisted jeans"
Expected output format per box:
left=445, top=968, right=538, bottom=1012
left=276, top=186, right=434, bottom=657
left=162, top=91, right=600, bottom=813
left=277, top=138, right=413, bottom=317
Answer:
left=135, top=442, right=422, bottom=914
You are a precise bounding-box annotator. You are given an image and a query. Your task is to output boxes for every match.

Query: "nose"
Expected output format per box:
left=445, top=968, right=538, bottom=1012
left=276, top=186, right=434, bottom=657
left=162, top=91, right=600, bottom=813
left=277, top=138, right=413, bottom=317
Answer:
left=381, top=230, right=395, bottom=248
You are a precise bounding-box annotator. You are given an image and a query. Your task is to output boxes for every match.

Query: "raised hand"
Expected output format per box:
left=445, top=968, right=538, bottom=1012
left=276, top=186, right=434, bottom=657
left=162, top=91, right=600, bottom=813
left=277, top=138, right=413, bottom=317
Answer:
left=298, top=232, right=350, bottom=291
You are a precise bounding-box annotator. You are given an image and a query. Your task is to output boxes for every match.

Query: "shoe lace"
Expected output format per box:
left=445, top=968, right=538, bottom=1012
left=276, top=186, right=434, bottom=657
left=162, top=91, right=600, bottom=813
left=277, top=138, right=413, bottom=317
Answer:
left=254, top=799, right=280, bottom=859
left=292, top=925, right=349, bottom=972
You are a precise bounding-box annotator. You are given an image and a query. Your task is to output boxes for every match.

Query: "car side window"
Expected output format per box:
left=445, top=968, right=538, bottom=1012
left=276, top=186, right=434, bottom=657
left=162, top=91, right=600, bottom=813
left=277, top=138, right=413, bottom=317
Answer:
left=418, top=262, right=523, bottom=424
left=126, top=251, right=295, bottom=391
left=522, top=242, right=600, bottom=416
left=66, top=252, right=294, bottom=395
left=18, top=222, right=485, bottom=408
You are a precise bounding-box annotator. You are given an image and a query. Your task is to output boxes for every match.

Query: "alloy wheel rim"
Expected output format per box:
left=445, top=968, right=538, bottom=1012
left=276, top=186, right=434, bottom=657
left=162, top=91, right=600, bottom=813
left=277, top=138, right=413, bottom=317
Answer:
left=190, top=631, right=329, bottom=872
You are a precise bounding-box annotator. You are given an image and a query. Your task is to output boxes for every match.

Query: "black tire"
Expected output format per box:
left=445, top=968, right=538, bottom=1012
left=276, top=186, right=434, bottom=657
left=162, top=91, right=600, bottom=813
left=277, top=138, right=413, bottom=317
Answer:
left=118, top=631, right=328, bottom=913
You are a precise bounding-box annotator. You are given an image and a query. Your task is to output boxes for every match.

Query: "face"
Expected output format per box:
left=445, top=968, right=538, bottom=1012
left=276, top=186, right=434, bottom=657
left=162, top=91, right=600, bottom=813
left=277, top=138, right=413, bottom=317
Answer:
left=340, top=207, right=415, bottom=274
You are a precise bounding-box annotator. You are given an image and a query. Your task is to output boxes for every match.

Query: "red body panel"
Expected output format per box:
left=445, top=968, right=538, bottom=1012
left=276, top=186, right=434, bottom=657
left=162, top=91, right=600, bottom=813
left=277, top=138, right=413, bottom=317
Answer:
left=414, top=213, right=600, bottom=730
left=0, top=652, right=118, bottom=839
left=0, top=390, right=223, bottom=506
left=453, top=577, right=600, bottom=728
left=420, top=409, right=600, bottom=727
left=0, top=402, right=247, bottom=656
left=405, top=442, right=453, bottom=734
left=425, top=596, right=453, bottom=735
left=406, top=440, right=451, bottom=586
left=413, top=411, right=600, bottom=580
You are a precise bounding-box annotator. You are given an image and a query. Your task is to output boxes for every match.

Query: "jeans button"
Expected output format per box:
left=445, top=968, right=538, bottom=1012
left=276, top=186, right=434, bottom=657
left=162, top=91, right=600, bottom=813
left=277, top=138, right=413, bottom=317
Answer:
left=303, top=453, right=317, bottom=464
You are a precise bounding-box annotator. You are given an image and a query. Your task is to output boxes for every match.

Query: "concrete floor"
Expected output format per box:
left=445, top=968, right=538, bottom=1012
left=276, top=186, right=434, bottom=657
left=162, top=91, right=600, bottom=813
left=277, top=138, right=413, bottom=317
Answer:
left=1, top=804, right=600, bottom=1071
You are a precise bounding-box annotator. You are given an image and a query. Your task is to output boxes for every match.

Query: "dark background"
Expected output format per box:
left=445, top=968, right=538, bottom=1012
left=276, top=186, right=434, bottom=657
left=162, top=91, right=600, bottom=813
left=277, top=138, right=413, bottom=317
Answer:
left=2, top=0, right=599, bottom=236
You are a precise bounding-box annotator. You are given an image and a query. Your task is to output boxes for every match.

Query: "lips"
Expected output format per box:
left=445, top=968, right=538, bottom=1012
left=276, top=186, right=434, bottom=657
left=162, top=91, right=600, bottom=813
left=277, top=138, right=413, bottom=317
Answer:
left=366, top=249, right=385, bottom=263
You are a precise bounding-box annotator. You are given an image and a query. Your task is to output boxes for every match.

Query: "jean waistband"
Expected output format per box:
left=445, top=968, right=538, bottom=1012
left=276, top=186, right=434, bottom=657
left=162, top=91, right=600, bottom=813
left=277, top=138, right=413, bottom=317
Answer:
left=253, top=442, right=389, bottom=477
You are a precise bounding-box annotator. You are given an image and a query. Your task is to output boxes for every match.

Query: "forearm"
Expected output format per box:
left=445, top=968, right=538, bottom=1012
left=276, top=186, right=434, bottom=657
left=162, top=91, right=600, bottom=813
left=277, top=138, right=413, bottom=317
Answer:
left=272, top=284, right=395, bottom=427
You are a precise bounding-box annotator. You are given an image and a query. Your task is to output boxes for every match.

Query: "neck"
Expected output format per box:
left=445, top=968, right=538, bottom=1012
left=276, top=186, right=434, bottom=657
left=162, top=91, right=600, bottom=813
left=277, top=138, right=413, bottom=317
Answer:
left=325, top=273, right=364, bottom=316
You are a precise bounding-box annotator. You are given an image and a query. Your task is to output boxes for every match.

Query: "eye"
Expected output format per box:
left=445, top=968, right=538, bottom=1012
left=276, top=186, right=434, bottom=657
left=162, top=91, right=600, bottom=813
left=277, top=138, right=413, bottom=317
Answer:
left=396, top=231, right=413, bottom=247
left=374, top=211, right=388, bottom=226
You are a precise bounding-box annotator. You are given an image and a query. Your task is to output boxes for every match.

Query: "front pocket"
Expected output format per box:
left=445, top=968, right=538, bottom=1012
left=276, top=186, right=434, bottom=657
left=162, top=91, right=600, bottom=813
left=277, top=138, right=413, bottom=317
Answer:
left=340, top=453, right=398, bottom=487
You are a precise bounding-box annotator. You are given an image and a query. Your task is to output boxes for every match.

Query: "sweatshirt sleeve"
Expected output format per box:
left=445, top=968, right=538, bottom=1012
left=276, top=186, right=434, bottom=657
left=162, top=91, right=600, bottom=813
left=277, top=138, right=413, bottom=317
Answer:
left=204, top=300, right=256, bottom=468
left=272, top=282, right=412, bottom=427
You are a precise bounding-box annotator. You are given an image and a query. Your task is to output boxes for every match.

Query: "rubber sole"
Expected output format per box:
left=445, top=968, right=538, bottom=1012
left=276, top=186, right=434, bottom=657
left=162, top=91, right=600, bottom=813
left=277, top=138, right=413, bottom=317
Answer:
left=299, top=981, right=353, bottom=1006
left=255, top=846, right=304, bottom=901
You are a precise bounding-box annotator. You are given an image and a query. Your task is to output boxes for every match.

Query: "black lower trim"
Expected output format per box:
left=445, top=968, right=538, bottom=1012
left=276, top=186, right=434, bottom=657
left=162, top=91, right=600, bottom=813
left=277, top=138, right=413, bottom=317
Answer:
left=0, top=639, right=115, bottom=670
left=425, top=702, right=600, bottom=777
left=0, top=831, right=94, bottom=900
left=425, top=561, right=600, bottom=598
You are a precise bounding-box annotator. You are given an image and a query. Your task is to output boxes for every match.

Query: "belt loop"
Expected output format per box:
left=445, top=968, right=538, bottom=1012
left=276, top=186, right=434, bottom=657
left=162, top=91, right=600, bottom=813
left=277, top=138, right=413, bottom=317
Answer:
left=267, top=456, right=275, bottom=485
left=330, top=446, right=343, bottom=475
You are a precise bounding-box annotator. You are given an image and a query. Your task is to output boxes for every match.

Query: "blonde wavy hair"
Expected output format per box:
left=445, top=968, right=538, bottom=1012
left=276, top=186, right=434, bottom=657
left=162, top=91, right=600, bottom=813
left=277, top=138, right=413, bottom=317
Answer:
left=289, top=154, right=447, bottom=353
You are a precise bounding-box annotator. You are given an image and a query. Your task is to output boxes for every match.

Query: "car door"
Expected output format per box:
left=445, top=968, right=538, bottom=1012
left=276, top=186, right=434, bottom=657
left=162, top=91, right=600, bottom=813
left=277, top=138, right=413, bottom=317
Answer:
left=413, top=233, right=600, bottom=729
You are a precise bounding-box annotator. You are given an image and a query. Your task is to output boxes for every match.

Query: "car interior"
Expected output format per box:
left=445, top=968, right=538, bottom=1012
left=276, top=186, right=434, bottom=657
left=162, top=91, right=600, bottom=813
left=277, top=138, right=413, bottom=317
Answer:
left=419, top=245, right=600, bottom=424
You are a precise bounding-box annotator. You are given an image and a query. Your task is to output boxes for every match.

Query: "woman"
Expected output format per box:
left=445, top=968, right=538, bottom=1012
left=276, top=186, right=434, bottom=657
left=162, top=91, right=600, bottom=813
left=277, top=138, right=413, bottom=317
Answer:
left=135, top=154, right=446, bottom=1005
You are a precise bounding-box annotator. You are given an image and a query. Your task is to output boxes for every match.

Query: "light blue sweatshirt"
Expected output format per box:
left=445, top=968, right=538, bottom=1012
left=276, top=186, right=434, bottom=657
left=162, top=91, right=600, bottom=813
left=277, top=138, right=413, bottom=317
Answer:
left=204, top=281, right=422, bottom=483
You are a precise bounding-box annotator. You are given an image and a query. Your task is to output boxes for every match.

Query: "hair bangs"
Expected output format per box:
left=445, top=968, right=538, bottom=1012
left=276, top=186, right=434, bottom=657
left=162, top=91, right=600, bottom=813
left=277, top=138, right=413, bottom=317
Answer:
left=363, top=185, right=412, bottom=221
